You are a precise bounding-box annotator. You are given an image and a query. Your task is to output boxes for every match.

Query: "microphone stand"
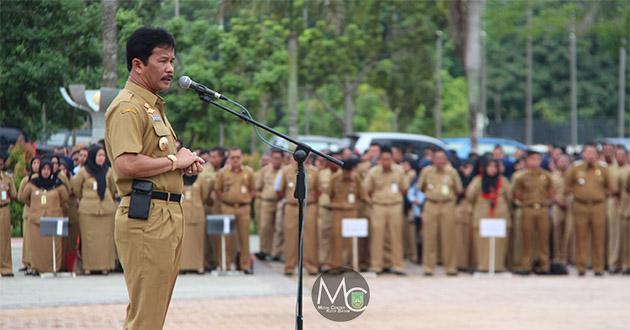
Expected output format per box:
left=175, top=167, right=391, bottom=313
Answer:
left=198, top=93, right=343, bottom=330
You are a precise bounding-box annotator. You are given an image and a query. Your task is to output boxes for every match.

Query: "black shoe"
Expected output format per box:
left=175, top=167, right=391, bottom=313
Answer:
left=622, top=269, right=630, bottom=275
left=514, top=270, right=530, bottom=276
left=1, top=273, right=14, bottom=277
left=271, top=256, right=283, bottom=262
left=18, top=267, right=27, bottom=272
left=578, top=271, right=586, bottom=277
left=255, top=252, right=268, bottom=261
left=393, top=271, right=407, bottom=276
left=284, top=271, right=294, bottom=276
left=594, top=272, right=604, bottom=277
left=446, top=272, right=458, bottom=277
left=308, top=272, right=319, bottom=276
left=243, top=268, right=254, bottom=275
left=608, top=268, right=621, bottom=274
left=423, top=272, right=433, bottom=277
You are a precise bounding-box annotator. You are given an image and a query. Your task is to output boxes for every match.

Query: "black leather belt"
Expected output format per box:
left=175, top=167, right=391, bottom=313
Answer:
left=574, top=198, right=604, bottom=205
left=426, top=199, right=454, bottom=204
left=152, top=191, right=182, bottom=202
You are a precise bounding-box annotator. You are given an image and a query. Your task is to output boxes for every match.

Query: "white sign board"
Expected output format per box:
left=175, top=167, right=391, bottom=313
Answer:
left=223, top=217, right=231, bottom=235
left=342, top=218, right=368, bottom=238
left=480, top=218, right=507, bottom=238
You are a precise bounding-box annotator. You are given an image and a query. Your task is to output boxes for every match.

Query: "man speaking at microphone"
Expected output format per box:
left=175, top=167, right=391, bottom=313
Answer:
left=105, top=27, right=204, bottom=329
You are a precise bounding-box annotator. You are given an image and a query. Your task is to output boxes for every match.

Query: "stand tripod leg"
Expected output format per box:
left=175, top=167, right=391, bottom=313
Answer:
left=353, top=237, right=359, bottom=272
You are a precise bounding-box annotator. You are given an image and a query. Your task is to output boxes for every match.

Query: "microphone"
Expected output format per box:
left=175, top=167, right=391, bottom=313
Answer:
left=178, top=76, right=226, bottom=100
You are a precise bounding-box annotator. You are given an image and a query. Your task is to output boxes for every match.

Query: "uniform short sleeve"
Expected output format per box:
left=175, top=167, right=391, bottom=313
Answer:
left=108, top=103, right=144, bottom=160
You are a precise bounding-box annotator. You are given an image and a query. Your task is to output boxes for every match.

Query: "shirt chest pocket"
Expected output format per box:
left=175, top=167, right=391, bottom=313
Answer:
left=150, top=121, right=173, bottom=157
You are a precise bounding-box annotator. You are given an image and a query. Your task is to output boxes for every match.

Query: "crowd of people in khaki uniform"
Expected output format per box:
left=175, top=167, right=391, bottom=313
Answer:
left=3, top=141, right=630, bottom=279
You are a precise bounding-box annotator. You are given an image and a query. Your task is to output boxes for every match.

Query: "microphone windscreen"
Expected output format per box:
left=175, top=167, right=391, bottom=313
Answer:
left=178, top=76, right=192, bottom=89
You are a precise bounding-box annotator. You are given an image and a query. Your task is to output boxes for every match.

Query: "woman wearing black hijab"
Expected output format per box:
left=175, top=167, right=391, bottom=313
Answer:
left=70, top=145, right=116, bottom=275
left=17, top=156, right=40, bottom=272
left=465, top=158, right=512, bottom=272
left=19, top=159, right=69, bottom=274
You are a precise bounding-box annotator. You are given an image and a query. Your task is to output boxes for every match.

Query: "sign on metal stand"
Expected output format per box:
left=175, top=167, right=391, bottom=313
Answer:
left=39, top=217, right=75, bottom=278
left=206, top=214, right=241, bottom=276
left=475, top=218, right=511, bottom=278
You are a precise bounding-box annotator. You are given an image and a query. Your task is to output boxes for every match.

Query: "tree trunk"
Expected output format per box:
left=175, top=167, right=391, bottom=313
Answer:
left=303, top=87, right=311, bottom=135
left=343, top=75, right=354, bottom=135
left=101, top=0, right=117, bottom=88
left=618, top=44, right=626, bottom=138
left=434, top=30, right=443, bottom=138
left=287, top=32, right=299, bottom=138
left=525, top=7, right=533, bottom=145
left=465, top=0, right=484, bottom=152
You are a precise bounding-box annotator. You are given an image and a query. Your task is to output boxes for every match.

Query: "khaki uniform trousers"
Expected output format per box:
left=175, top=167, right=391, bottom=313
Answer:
left=317, top=205, right=332, bottom=266
left=422, top=200, right=457, bottom=274
left=455, top=201, right=473, bottom=270
left=473, top=220, right=511, bottom=272
left=0, top=206, right=12, bottom=274
left=204, top=202, right=220, bottom=270
left=330, top=208, right=357, bottom=268
left=403, top=210, right=418, bottom=263
left=221, top=203, right=251, bottom=271
left=258, top=200, right=277, bottom=255
left=552, top=205, right=574, bottom=264
left=284, top=202, right=318, bottom=274
left=520, top=206, right=550, bottom=272
left=370, top=203, right=404, bottom=273
left=607, top=197, right=621, bottom=270
left=573, top=201, right=606, bottom=273
left=114, top=199, right=183, bottom=330
left=272, top=200, right=285, bottom=257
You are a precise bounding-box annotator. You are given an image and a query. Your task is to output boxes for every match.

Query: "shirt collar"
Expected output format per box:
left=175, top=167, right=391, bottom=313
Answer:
left=125, top=81, right=164, bottom=108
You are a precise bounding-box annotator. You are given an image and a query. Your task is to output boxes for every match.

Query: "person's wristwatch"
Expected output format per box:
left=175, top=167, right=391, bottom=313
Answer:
left=167, top=154, right=178, bottom=171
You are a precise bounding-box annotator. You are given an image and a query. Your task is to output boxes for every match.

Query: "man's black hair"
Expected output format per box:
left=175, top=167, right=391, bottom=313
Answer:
left=210, top=146, right=225, bottom=155
left=270, top=148, right=284, bottom=156
left=380, top=146, right=392, bottom=154
left=126, top=27, right=176, bottom=71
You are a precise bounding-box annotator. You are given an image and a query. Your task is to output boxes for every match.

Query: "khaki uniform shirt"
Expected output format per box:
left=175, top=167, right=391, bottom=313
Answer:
left=70, top=167, right=117, bottom=216
left=277, top=164, right=319, bottom=205
left=20, top=182, right=69, bottom=223
left=329, top=171, right=363, bottom=210
left=564, top=161, right=611, bottom=202
left=215, top=164, right=254, bottom=205
left=104, top=81, right=182, bottom=197
left=417, top=165, right=462, bottom=202
left=0, top=171, right=17, bottom=206
left=513, top=168, right=553, bottom=206
left=256, top=164, right=282, bottom=202
left=364, top=165, right=407, bottom=205
left=618, top=164, right=630, bottom=218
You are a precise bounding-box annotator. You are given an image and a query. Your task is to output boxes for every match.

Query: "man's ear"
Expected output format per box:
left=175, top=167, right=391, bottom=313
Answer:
left=132, top=58, right=144, bottom=74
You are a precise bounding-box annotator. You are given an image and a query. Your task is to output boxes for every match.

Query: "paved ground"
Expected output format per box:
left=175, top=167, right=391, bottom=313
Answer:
left=2, top=238, right=630, bottom=329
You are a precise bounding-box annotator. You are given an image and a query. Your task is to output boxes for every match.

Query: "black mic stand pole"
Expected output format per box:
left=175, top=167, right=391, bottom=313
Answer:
left=198, top=93, right=342, bottom=330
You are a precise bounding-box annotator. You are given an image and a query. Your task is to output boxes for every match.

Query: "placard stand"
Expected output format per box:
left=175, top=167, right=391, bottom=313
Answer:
left=206, top=214, right=242, bottom=276
left=342, top=218, right=376, bottom=278
left=474, top=218, right=512, bottom=278
left=39, top=217, right=75, bottom=278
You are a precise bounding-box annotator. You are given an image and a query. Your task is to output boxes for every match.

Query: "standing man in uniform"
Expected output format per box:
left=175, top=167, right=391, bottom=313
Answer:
left=0, top=153, right=17, bottom=277
left=417, top=149, right=463, bottom=276
left=565, top=144, right=612, bottom=276
left=255, top=149, right=283, bottom=261
left=551, top=153, right=574, bottom=266
left=105, top=27, right=204, bottom=329
left=215, top=148, right=255, bottom=274
left=364, top=147, right=408, bottom=275
left=201, top=146, right=225, bottom=270
left=277, top=155, right=320, bottom=275
left=513, top=150, right=554, bottom=274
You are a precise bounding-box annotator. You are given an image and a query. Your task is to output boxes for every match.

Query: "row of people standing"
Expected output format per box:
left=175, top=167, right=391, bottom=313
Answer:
left=1, top=145, right=117, bottom=276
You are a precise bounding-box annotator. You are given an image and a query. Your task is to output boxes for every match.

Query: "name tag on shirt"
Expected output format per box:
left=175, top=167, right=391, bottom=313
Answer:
left=241, top=185, right=248, bottom=194
left=93, top=181, right=98, bottom=191
left=348, top=193, right=356, bottom=204
left=441, top=185, right=450, bottom=195
left=1, top=191, right=6, bottom=201
left=41, top=193, right=47, bottom=205
left=391, top=183, right=398, bottom=194
left=150, top=114, right=162, bottom=122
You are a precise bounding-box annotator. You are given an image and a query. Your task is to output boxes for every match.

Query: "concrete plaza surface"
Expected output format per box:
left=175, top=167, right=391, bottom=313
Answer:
left=1, top=238, right=630, bottom=329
